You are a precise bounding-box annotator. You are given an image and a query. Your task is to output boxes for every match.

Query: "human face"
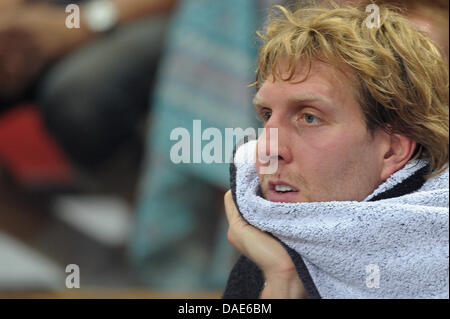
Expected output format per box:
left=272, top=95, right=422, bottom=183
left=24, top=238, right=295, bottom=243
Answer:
left=254, top=59, right=388, bottom=203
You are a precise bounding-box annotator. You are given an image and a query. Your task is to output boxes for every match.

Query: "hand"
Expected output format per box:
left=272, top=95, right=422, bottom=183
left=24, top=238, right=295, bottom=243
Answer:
left=0, top=2, right=93, bottom=97
left=224, top=190, right=307, bottom=298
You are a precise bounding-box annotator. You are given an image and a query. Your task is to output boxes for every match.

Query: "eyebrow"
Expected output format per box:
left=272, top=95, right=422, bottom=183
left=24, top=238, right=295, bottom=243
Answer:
left=253, top=93, right=333, bottom=109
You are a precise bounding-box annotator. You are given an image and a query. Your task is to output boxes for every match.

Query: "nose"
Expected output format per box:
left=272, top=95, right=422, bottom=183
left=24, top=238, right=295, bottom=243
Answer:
left=258, top=120, right=293, bottom=165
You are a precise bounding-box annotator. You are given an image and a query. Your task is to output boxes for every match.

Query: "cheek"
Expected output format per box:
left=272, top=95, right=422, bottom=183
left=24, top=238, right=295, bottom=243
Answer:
left=296, top=129, right=374, bottom=183
left=293, top=131, right=350, bottom=171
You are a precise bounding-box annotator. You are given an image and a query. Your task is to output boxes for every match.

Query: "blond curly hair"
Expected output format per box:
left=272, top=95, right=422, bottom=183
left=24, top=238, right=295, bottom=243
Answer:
left=256, top=1, right=449, bottom=178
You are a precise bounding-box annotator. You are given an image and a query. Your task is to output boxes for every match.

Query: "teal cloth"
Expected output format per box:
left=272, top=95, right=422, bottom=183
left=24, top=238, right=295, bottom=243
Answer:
left=129, top=0, right=273, bottom=290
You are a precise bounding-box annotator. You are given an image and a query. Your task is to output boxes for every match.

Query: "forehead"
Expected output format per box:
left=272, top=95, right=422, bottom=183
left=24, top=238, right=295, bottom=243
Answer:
left=255, top=58, right=359, bottom=106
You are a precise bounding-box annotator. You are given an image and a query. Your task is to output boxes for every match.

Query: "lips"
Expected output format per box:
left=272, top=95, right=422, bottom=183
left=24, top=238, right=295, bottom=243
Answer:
left=266, top=180, right=299, bottom=202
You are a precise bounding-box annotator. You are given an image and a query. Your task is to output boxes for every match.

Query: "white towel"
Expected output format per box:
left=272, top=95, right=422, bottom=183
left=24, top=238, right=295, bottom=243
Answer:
left=233, top=140, right=449, bottom=299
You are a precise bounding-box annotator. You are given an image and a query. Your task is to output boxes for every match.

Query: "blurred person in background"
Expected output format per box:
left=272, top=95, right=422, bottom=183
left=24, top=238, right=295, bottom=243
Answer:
left=129, top=0, right=287, bottom=291
left=386, top=0, right=448, bottom=59
left=0, top=0, right=176, bottom=173
left=0, top=0, right=178, bottom=294
left=342, top=0, right=449, bottom=59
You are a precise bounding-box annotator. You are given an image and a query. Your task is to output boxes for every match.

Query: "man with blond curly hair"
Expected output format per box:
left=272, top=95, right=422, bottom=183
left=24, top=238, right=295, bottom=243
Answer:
left=224, top=1, right=448, bottom=299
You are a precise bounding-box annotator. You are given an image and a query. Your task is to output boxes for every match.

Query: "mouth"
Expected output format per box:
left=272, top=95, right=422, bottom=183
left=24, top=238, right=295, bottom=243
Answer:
left=266, top=180, right=299, bottom=202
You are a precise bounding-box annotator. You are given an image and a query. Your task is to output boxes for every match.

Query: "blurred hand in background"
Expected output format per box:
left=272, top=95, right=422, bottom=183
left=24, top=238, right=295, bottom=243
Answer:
left=0, top=1, right=92, bottom=97
left=0, top=0, right=177, bottom=99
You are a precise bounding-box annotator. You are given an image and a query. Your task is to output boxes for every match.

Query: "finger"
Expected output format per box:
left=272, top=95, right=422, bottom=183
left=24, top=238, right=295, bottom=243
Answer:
left=224, top=190, right=247, bottom=228
left=224, top=190, right=248, bottom=249
left=224, top=190, right=236, bottom=222
left=224, top=189, right=264, bottom=253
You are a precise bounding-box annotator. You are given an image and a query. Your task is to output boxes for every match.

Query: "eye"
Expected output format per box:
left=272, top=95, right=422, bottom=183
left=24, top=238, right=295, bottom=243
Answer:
left=257, top=109, right=272, bottom=123
left=263, top=111, right=272, bottom=122
left=302, top=113, right=321, bottom=124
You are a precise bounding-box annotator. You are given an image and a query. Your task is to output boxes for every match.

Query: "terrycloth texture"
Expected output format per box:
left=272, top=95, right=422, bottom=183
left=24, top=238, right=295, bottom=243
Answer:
left=228, top=140, right=449, bottom=299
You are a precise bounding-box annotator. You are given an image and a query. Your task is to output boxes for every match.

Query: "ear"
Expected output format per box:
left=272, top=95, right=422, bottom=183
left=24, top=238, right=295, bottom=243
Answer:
left=380, top=132, right=417, bottom=181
